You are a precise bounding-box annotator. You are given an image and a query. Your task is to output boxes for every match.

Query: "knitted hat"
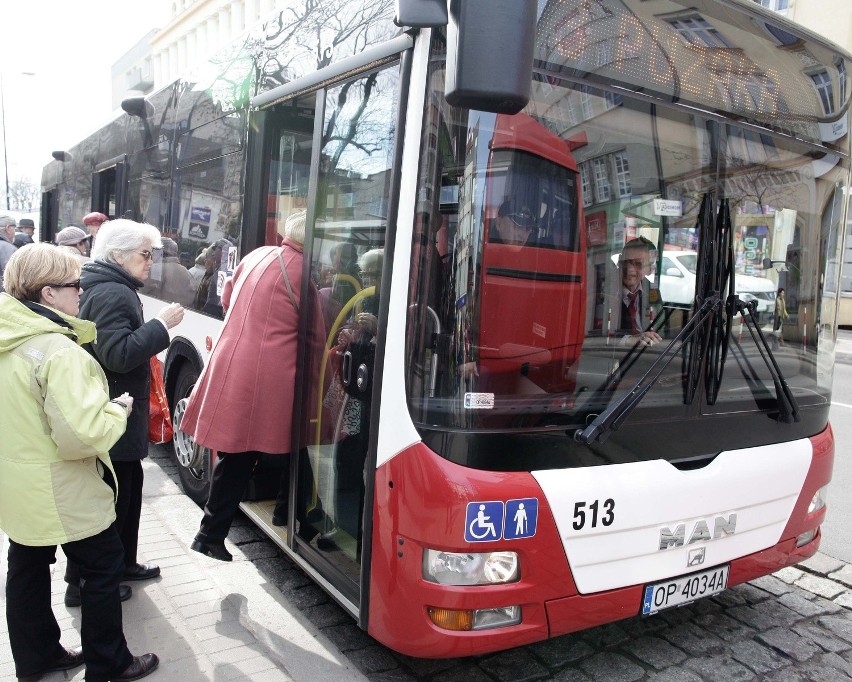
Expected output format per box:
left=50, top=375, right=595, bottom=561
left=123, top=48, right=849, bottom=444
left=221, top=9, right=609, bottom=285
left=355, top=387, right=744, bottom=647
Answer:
left=56, top=226, right=90, bottom=246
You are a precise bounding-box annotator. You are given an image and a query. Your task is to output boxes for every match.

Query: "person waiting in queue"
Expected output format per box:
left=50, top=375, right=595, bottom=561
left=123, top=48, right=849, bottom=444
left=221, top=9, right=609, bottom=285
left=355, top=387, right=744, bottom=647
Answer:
left=0, top=214, right=18, bottom=293
left=64, top=220, right=185, bottom=606
left=83, top=211, right=108, bottom=255
left=616, top=237, right=662, bottom=347
left=0, top=243, right=158, bottom=682
left=184, top=209, right=325, bottom=561
left=55, top=225, right=92, bottom=264
left=14, top=218, right=36, bottom=247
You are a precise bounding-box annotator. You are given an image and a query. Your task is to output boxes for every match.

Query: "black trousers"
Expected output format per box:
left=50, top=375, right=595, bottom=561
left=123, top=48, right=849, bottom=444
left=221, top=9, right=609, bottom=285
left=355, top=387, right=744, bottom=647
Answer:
left=196, top=451, right=293, bottom=543
left=197, top=451, right=264, bottom=544
left=66, top=460, right=144, bottom=586
left=6, top=526, right=133, bottom=680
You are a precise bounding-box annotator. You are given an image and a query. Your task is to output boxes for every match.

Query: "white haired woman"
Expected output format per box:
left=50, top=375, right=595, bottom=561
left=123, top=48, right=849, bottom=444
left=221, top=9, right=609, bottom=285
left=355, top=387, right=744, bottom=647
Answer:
left=63, top=220, right=185, bottom=604
left=0, top=243, right=157, bottom=681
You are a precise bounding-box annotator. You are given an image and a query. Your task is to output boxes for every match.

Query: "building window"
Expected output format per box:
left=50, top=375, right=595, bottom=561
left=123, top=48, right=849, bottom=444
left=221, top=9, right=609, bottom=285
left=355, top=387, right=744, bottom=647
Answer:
left=614, top=152, right=631, bottom=198
left=838, top=60, right=848, bottom=105
left=668, top=15, right=733, bottom=48
left=580, top=162, right=593, bottom=208
left=580, top=85, right=594, bottom=120
left=605, top=91, right=624, bottom=110
left=810, top=70, right=834, bottom=114
left=592, top=157, right=611, bottom=203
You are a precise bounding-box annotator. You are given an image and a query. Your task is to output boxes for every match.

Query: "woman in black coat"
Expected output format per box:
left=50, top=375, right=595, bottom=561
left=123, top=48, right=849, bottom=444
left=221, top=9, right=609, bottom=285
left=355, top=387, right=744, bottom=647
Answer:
left=64, top=219, right=184, bottom=606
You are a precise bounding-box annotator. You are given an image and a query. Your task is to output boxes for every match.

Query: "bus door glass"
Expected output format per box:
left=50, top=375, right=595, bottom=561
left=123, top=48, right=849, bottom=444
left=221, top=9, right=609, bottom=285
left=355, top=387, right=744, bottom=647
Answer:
left=294, top=65, right=400, bottom=598
left=92, top=157, right=127, bottom=219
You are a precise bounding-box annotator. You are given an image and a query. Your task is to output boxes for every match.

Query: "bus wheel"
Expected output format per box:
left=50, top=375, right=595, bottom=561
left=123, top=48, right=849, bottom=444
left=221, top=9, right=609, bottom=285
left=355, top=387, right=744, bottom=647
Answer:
left=171, top=364, right=212, bottom=506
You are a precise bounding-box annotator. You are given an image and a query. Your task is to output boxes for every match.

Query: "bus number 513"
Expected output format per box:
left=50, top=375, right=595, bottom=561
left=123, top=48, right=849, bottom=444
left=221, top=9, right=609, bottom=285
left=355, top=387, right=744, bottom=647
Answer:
left=572, top=498, right=615, bottom=530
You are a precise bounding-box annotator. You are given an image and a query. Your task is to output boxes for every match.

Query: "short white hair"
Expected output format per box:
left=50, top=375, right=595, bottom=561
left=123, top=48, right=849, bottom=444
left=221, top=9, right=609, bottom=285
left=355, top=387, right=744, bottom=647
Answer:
left=358, top=247, right=384, bottom=274
left=91, top=219, right=162, bottom=263
left=283, top=209, right=306, bottom=245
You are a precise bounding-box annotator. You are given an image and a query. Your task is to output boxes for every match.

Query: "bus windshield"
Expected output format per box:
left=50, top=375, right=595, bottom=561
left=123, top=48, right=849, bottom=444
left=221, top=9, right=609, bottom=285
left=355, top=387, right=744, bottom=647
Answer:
left=404, top=53, right=846, bottom=459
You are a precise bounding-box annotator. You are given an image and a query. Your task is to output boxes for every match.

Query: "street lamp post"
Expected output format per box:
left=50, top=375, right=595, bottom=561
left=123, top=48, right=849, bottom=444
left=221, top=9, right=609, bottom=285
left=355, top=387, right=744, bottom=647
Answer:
left=0, top=73, right=10, bottom=210
left=0, top=71, right=36, bottom=212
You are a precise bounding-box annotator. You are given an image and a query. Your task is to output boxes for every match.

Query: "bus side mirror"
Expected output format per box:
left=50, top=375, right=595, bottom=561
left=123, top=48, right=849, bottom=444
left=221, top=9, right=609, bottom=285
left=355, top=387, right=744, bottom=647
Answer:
left=444, top=0, right=537, bottom=114
left=394, top=0, right=447, bottom=27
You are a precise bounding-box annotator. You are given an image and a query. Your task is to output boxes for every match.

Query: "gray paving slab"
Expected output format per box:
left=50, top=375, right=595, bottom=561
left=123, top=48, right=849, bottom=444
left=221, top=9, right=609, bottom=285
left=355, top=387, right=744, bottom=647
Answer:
left=0, top=458, right=366, bottom=682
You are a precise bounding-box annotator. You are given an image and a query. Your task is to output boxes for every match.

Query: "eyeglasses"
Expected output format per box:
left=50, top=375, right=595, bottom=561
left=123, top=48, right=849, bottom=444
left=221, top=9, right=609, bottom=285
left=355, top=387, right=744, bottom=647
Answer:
left=506, top=212, right=536, bottom=228
left=619, top=258, right=648, bottom=269
left=137, top=250, right=154, bottom=261
left=49, top=279, right=81, bottom=291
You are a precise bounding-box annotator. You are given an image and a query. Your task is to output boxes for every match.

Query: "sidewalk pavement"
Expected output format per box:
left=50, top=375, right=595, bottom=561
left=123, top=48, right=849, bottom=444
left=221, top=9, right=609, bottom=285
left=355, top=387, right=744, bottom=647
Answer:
left=0, top=458, right=368, bottom=682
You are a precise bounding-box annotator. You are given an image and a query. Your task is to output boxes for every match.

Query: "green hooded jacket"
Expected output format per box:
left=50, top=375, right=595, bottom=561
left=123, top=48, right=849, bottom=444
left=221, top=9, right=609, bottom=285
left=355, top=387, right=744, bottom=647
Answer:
left=0, top=292, right=127, bottom=546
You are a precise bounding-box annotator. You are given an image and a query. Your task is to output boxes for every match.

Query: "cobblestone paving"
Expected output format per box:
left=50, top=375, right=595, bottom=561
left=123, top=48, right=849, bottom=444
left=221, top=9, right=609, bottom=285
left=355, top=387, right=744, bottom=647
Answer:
left=151, top=449, right=852, bottom=682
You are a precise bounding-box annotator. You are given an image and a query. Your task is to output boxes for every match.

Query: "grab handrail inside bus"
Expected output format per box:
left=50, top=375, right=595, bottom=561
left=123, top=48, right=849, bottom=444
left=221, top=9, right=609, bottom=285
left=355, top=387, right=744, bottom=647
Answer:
left=314, top=286, right=377, bottom=445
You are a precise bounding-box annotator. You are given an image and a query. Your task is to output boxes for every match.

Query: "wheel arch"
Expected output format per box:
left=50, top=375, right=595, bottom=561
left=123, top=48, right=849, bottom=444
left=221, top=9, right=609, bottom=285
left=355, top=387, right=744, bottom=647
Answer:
left=164, top=337, right=204, bottom=409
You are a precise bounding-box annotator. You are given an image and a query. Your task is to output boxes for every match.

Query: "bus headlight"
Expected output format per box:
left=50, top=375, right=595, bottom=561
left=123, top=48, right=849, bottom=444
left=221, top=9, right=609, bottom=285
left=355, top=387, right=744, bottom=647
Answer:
left=423, top=549, right=519, bottom=585
left=796, top=486, right=828, bottom=547
left=807, top=485, right=828, bottom=515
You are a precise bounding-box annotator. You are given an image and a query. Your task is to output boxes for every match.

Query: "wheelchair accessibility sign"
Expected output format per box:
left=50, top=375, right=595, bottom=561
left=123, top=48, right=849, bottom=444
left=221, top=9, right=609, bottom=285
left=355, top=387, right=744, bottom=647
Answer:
left=464, top=499, right=538, bottom=542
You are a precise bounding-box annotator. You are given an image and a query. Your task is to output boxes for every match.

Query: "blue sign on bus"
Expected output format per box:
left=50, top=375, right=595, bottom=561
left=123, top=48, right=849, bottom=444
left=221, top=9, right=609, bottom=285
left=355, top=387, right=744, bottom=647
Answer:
left=464, top=501, right=503, bottom=542
left=504, top=498, right=538, bottom=539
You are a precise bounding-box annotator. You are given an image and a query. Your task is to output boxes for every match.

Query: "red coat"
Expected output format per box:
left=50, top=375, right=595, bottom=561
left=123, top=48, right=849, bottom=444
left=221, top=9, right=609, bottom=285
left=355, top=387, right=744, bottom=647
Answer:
left=181, top=239, right=322, bottom=454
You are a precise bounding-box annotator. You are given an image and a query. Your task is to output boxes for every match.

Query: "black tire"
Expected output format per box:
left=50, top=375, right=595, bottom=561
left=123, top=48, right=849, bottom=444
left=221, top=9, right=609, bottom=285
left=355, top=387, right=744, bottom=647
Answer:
left=171, top=363, right=212, bottom=506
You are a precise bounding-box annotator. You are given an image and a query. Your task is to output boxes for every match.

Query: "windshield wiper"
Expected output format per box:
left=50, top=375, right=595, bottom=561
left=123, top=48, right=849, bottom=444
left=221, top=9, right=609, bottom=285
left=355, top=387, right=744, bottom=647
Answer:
left=576, top=294, right=721, bottom=445
left=732, top=297, right=800, bottom=423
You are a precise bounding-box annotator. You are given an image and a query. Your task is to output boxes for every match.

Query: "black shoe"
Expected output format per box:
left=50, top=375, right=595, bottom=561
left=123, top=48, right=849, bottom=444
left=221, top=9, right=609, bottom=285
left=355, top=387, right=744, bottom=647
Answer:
left=112, top=653, right=159, bottom=680
left=44, top=645, right=84, bottom=673
left=123, top=563, right=160, bottom=581
left=190, top=539, right=232, bottom=562
left=64, top=583, right=131, bottom=607
left=18, top=645, right=85, bottom=681
left=296, top=522, right=319, bottom=543
left=271, top=511, right=286, bottom=526
left=316, top=527, right=340, bottom=551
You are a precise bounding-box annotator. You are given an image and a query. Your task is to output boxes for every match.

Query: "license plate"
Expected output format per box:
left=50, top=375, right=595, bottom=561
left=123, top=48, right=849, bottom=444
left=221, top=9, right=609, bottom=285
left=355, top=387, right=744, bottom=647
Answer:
left=641, top=565, right=729, bottom=615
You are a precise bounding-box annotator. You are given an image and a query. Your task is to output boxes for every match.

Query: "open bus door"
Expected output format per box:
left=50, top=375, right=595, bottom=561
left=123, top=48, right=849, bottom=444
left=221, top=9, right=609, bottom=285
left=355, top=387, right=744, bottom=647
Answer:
left=92, top=155, right=127, bottom=219
left=478, top=114, right=587, bottom=401
left=235, top=64, right=401, bottom=614
left=40, top=190, right=59, bottom=244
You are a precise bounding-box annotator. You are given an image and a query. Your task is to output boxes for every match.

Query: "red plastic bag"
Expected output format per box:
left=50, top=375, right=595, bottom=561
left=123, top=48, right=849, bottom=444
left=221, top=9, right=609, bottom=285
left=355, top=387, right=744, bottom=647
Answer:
left=149, top=356, right=174, bottom=444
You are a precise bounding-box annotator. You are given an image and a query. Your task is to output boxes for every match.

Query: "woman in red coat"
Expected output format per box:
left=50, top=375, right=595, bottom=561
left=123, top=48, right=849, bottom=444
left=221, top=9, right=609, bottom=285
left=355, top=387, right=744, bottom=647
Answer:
left=182, top=209, right=321, bottom=561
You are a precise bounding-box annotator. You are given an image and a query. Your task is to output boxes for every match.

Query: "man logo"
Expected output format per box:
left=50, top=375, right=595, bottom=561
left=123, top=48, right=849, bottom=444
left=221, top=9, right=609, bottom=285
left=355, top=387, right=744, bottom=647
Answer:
left=688, top=547, right=706, bottom=567
left=658, top=513, right=737, bottom=551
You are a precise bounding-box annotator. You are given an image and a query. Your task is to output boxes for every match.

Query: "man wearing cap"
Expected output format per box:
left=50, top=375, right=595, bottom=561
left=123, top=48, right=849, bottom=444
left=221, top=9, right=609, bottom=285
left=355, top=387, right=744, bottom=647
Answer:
left=492, top=199, right=537, bottom=245
left=83, top=212, right=108, bottom=254
left=14, top=219, right=35, bottom=248
left=0, top=215, right=18, bottom=293
left=56, top=226, right=91, bottom=264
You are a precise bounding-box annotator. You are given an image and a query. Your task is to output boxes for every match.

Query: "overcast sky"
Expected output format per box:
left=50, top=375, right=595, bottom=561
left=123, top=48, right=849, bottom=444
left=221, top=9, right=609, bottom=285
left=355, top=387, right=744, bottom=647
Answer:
left=1, top=0, right=169, bottom=185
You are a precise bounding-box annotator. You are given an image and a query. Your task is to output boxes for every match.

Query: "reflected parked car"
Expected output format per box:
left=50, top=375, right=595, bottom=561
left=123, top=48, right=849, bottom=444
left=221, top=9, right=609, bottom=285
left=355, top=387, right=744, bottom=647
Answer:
left=658, top=250, right=776, bottom=320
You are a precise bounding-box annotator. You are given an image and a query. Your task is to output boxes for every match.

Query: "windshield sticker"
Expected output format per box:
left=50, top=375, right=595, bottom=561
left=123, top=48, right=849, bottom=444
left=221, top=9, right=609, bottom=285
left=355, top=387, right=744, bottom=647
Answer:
left=464, top=392, right=494, bottom=409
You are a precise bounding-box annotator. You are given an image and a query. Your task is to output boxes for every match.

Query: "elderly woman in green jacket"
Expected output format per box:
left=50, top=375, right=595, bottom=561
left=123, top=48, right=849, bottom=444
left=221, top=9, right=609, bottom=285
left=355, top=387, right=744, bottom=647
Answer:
left=0, top=244, right=158, bottom=682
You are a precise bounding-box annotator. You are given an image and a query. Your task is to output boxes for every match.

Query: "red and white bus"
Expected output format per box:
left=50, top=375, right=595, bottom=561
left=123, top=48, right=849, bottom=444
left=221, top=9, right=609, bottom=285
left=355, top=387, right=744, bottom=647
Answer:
left=41, top=0, right=847, bottom=658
